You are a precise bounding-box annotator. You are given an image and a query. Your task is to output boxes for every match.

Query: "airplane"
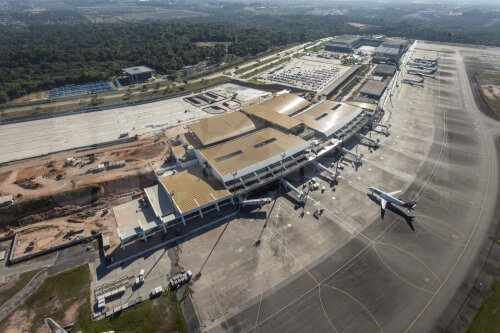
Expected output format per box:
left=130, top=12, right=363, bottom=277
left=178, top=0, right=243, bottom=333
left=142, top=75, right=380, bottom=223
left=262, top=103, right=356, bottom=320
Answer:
left=408, top=67, right=437, bottom=74
left=413, top=57, right=439, bottom=64
left=407, top=69, right=436, bottom=78
left=408, top=61, right=437, bottom=69
left=408, top=62, right=438, bottom=70
left=368, top=187, right=417, bottom=212
left=402, top=78, right=424, bottom=86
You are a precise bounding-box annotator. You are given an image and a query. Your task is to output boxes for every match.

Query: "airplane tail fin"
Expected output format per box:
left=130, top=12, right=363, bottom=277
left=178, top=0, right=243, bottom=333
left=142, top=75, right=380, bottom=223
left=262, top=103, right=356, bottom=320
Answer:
left=402, top=201, right=417, bottom=210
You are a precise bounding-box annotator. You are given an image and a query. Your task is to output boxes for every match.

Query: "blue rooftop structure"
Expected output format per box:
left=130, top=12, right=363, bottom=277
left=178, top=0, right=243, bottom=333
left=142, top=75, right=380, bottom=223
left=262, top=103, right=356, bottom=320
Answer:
left=49, top=81, right=114, bottom=99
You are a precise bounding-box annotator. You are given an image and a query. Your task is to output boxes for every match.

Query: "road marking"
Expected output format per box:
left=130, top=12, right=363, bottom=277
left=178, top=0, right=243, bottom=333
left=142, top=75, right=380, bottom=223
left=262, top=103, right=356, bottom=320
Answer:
left=404, top=47, right=493, bottom=333
left=321, top=284, right=384, bottom=333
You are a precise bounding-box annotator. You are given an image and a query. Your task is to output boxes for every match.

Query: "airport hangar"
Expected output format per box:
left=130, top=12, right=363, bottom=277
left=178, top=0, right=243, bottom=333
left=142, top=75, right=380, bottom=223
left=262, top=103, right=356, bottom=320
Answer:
left=114, top=93, right=376, bottom=246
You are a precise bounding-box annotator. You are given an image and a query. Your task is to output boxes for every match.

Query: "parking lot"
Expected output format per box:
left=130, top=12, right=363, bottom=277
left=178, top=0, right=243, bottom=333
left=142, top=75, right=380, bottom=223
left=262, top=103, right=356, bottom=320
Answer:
left=258, top=58, right=350, bottom=92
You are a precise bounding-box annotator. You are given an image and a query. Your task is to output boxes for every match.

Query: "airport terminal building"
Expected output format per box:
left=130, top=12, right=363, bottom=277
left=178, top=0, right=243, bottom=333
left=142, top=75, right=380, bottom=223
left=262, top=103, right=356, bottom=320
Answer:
left=114, top=93, right=376, bottom=246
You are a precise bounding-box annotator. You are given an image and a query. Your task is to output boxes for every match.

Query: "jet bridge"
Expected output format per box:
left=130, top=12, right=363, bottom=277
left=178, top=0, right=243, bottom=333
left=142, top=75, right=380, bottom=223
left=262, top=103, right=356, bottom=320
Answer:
left=340, top=148, right=364, bottom=164
left=356, top=133, right=380, bottom=147
left=280, top=179, right=307, bottom=202
left=371, top=122, right=391, bottom=136
left=240, top=198, right=272, bottom=206
left=315, top=162, right=340, bottom=181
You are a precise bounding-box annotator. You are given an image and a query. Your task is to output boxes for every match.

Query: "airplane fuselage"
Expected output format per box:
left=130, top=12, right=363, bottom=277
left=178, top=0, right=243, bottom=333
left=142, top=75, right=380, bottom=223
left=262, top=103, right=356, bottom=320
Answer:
left=368, top=187, right=405, bottom=206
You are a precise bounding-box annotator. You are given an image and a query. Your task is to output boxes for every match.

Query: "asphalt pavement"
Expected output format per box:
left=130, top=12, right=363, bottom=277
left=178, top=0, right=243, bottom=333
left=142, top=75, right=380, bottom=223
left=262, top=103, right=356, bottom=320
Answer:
left=203, top=42, right=500, bottom=333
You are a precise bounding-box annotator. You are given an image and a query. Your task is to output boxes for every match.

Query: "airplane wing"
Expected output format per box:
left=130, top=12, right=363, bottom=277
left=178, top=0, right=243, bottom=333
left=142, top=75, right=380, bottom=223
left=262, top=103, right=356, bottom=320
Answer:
left=387, top=190, right=402, bottom=197
left=381, top=198, right=387, bottom=210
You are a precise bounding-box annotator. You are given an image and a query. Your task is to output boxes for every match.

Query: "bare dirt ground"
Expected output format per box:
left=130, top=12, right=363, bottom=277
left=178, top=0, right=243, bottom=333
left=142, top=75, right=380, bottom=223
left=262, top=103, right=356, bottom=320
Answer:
left=0, top=275, right=17, bottom=293
left=0, top=125, right=182, bottom=253
left=480, top=84, right=500, bottom=100
left=12, top=208, right=117, bottom=258
left=2, top=309, right=33, bottom=333
left=0, top=131, right=171, bottom=201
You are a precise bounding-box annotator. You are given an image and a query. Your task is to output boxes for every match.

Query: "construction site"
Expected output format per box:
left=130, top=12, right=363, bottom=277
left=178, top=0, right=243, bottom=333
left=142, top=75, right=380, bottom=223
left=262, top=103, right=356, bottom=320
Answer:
left=3, top=36, right=471, bottom=331
left=0, top=33, right=395, bottom=278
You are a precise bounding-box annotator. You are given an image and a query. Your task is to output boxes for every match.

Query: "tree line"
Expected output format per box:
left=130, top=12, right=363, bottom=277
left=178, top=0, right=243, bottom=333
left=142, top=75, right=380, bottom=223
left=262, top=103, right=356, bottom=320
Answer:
left=0, top=8, right=499, bottom=103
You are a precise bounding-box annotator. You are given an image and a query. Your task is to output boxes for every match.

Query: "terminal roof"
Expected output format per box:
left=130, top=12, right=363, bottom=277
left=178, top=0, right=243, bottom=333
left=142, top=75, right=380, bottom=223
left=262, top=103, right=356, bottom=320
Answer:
left=345, top=101, right=378, bottom=111
left=243, top=93, right=310, bottom=116
left=159, top=167, right=230, bottom=214
left=295, top=101, right=363, bottom=137
left=198, top=127, right=308, bottom=178
left=188, top=112, right=264, bottom=147
left=243, top=107, right=303, bottom=131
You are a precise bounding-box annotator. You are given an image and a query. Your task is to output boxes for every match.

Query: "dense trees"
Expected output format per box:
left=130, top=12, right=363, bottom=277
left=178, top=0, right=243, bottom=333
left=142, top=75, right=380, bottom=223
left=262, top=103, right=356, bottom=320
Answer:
left=0, top=6, right=499, bottom=102
left=0, top=14, right=349, bottom=101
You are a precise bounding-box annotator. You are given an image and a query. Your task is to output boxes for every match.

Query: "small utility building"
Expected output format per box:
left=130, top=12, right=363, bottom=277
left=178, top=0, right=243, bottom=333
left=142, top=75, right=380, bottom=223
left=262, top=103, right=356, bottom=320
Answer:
left=122, top=66, right=155, bottom=84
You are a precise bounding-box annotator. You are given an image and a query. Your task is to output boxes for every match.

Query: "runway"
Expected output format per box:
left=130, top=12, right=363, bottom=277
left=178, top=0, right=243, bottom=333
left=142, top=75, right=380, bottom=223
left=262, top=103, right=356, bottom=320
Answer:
left=203, top=42, right=500, bottom=332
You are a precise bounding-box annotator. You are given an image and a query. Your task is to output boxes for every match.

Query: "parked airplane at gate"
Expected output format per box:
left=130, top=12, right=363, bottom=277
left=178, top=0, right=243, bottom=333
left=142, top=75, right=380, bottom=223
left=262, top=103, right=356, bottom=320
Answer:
left=408, top=61, right=437, bottom=69
left=413, top=57, right=439, bottom=63
left=402, top=78, right=424, bottom=86
left=368, top=187, right=417, bottom=212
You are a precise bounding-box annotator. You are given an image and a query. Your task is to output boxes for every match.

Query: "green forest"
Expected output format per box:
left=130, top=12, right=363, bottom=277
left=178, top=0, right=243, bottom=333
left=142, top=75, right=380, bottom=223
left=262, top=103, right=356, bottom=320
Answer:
left=1, top=4, right=499, bottom=103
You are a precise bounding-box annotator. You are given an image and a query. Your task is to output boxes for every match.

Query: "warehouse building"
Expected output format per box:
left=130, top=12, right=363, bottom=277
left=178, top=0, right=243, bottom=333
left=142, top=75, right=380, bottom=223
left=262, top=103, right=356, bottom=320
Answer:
left=114, top=92, right=375, bottom=246
left=325, top=35, right=364, bottom=53
left=122, top=66, right=155, bottom=84
left=373, top=64, right=397, bottom=78
left=372, top=39, right=408, bottom=63
left=359, top=80, right=387, bottom=100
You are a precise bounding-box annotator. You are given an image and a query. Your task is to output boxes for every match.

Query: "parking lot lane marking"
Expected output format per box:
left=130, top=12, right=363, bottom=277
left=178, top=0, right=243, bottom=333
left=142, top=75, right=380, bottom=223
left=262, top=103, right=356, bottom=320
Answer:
left=373, top=241, right=443, bottom=284
left=210, top=286, right=232, bottom=333
left=321, top=283, right=384, bottom=333
left=318, top=285, right=340, bottom=333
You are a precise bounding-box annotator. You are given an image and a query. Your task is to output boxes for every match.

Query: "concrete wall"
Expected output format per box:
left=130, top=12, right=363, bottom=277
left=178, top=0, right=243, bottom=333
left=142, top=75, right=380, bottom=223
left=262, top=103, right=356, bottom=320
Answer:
left=7, top=233, right=101, bottom=265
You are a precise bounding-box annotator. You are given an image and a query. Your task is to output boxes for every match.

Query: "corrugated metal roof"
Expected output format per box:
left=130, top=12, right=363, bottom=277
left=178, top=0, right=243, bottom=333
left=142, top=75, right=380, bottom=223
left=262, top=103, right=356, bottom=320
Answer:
left=243, top=107, right=303, bottom=131
left=295, top=101, right=363, bottom=137
left=171, top=145, right=188, bottom=160
left=345, top=101, right=378, bottom=111
left=374, top=46, right=400, bottom=57
left=187, top=112, right=264, bottom=147
left=374, top=64, right=397, bottom=76
left=199, top=127, right=308, bottom=178
left=159, top=167, right=230, bottom=214
left=243, top=93, right=310, bottom=116
left=359, top=80, right=387, bottom=98
left=320, top=65, right=360, bottom=97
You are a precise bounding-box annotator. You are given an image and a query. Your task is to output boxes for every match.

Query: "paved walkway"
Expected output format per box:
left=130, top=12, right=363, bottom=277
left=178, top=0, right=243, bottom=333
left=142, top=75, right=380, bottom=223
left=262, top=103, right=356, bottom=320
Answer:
left=0, top=268, right=48, bottom=321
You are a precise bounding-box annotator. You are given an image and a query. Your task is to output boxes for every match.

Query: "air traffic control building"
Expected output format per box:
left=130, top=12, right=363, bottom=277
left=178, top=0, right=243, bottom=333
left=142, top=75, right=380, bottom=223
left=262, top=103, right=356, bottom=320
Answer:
left=115, top=93, right=376, bottom=246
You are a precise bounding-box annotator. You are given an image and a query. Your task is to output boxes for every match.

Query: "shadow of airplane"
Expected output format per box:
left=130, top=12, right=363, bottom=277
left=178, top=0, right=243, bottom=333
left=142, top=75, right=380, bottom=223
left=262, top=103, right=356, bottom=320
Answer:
left=367, top=193, right=415, bottom=231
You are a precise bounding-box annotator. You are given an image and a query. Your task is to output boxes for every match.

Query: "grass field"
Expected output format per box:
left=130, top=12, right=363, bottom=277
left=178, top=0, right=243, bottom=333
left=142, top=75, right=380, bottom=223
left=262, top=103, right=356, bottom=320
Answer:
left=477, top=71, right=500, bottom=83
left=0, top=269, right=41, bottom=306
left=241, top=57, right=291, bottom=79
left=0, top=264, right=187, bottom=333
left=235, top=57, right=279, bottom=75
left=467, top=279, right=500, bottom=333
left=0, top=76, right=230, bottom=123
